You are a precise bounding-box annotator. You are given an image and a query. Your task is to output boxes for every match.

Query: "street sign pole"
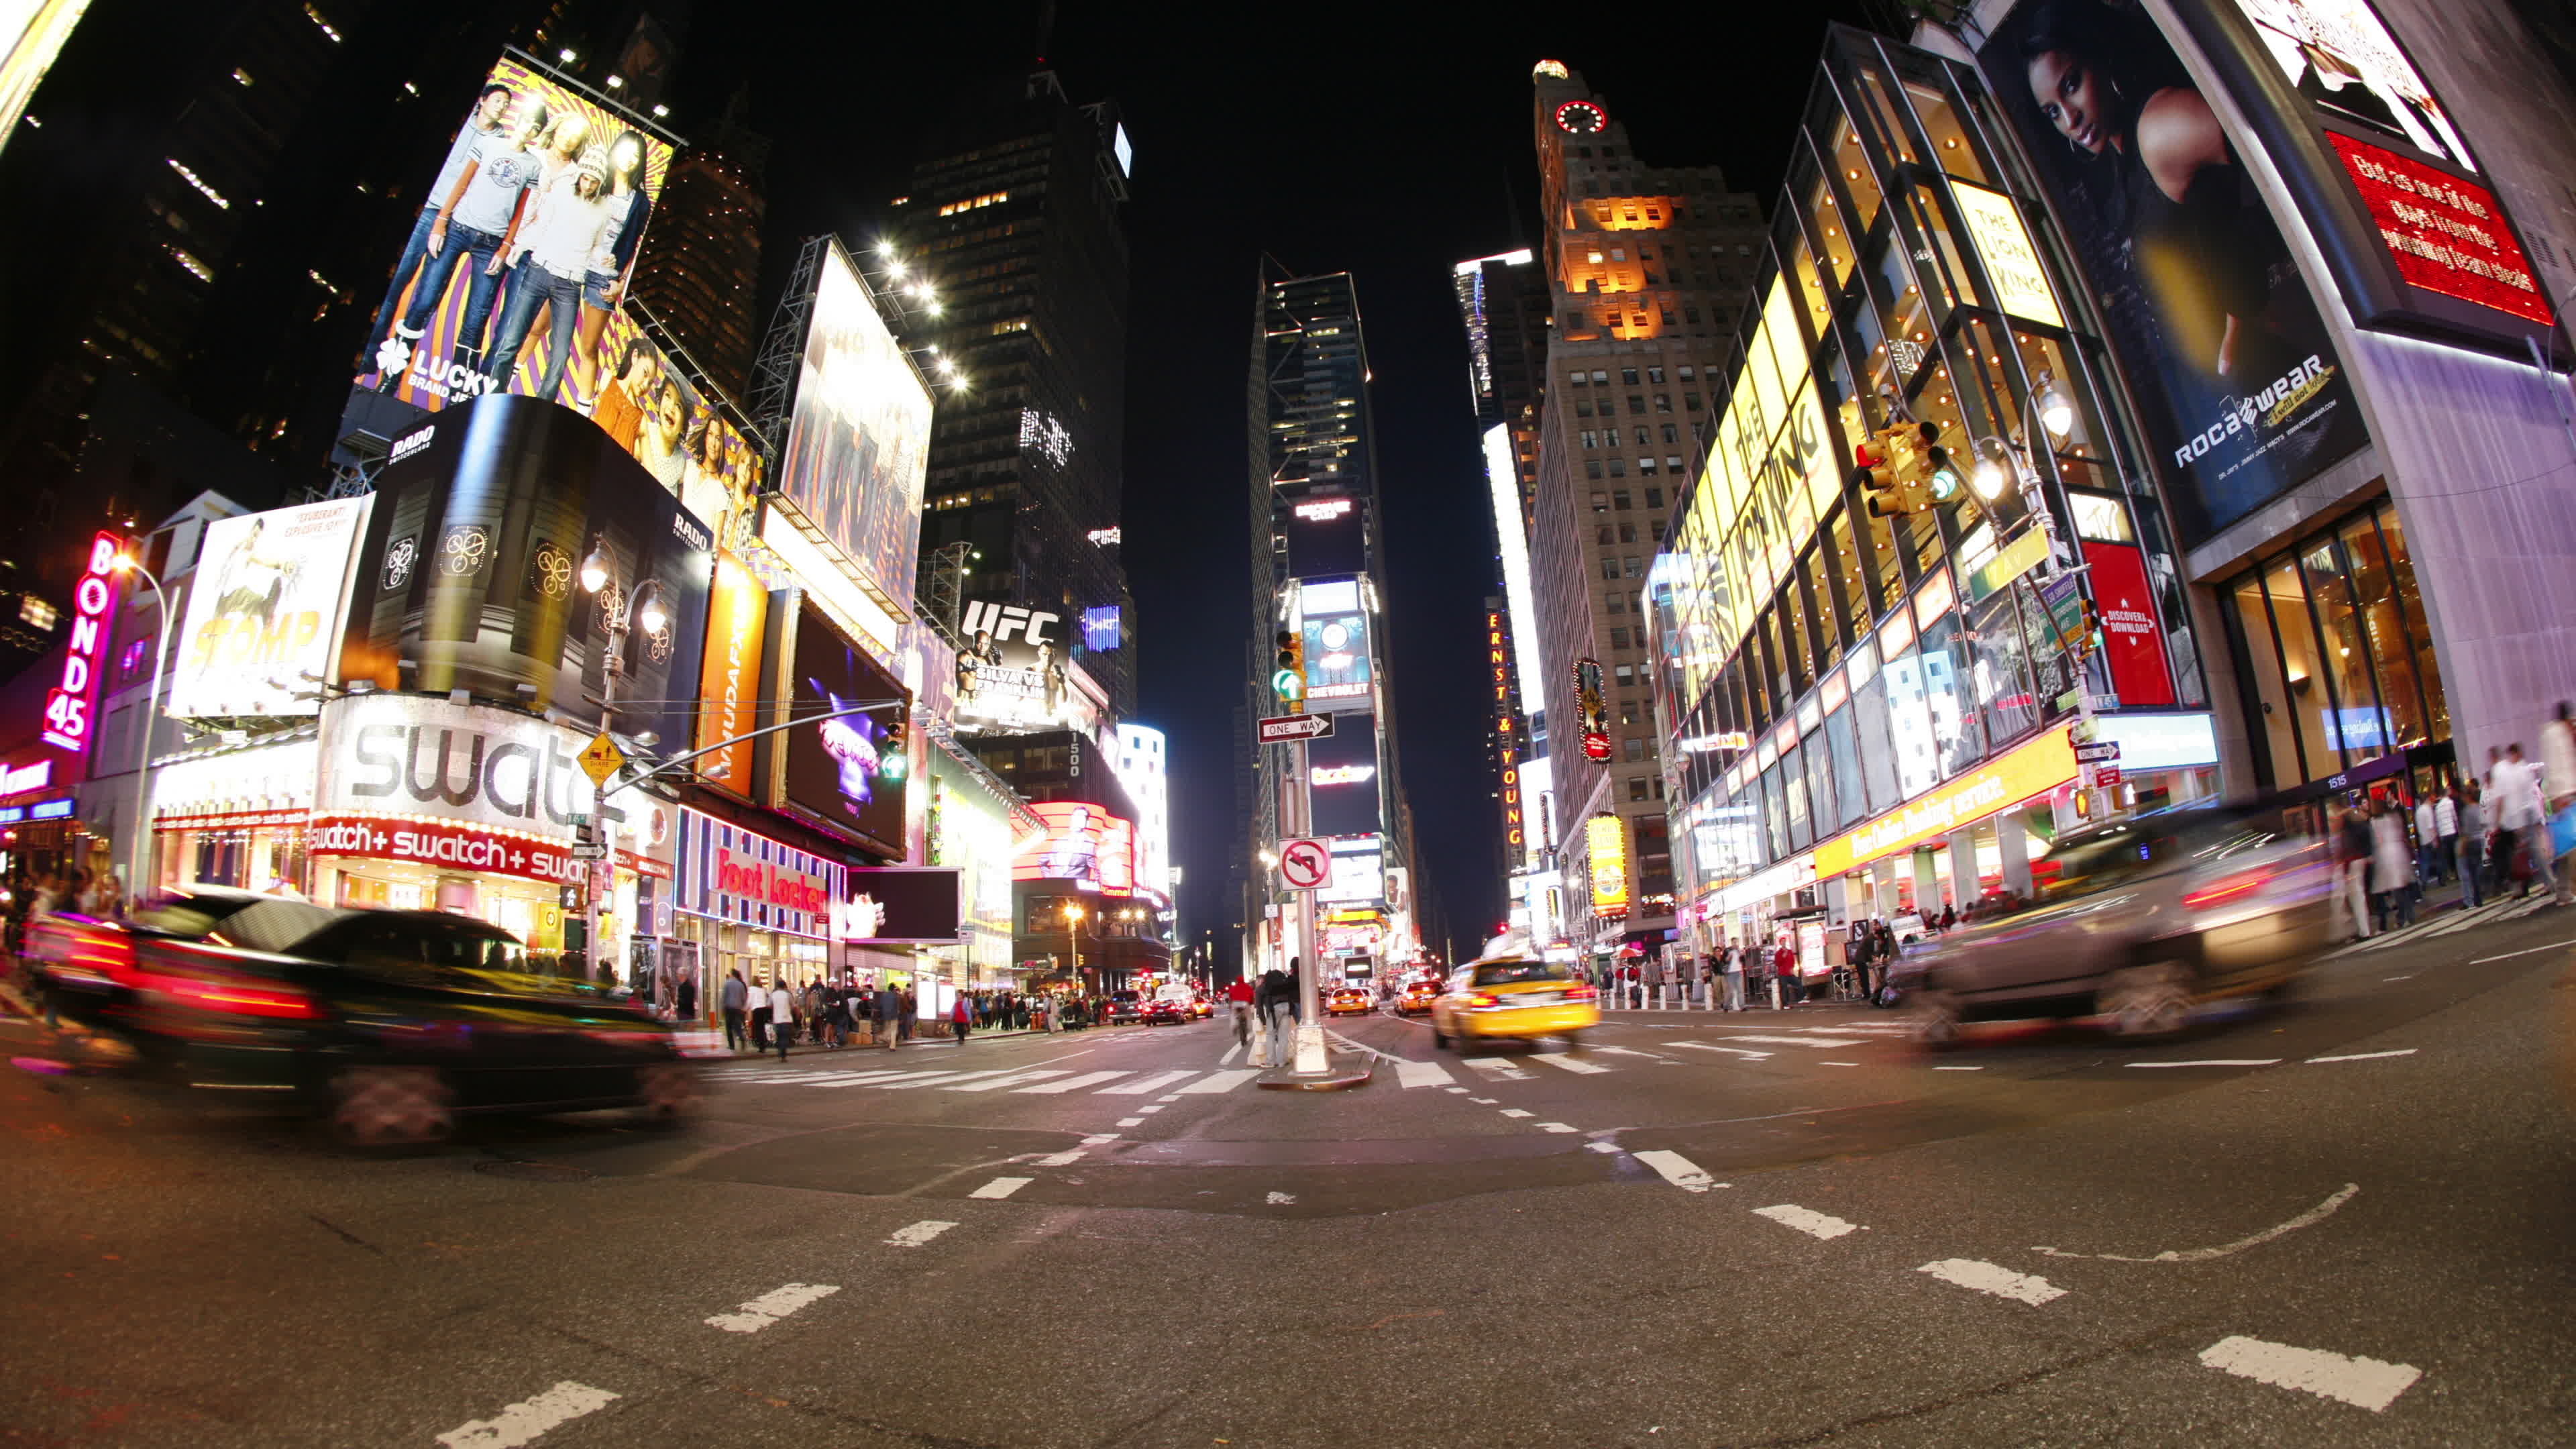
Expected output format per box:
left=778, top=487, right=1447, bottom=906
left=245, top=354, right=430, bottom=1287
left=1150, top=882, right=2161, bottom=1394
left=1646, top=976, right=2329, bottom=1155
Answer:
left=1289, top=735, right=1326, bottom=1073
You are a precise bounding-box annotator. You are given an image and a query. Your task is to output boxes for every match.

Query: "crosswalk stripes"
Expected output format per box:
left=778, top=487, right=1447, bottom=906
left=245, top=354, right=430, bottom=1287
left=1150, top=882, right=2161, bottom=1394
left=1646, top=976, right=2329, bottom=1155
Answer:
left=1097, top=1069, right=1199, bottom=1095
left=1461, top=1057, right=1534, bottom=1081
left=1527, top=1052, right=1610, bottom=1075
left=1175, top=1069, right=1262, bottom=1093
left=947, top=1069, right=1074, bottom=1092
left=1012, top=1070, right=1132, bottom=1094
left=1395, top=1060, right=1454, bottom=1089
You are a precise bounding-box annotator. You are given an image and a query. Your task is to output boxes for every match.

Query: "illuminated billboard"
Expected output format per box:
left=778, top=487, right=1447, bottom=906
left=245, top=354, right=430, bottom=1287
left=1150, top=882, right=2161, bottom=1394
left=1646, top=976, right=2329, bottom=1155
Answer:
left=955, top=599, right=1076, bottom=729
left=1307, top=722, right=1381, bottom=838
left=1297, top=578, right=1373, bottom=712
left=1978, top=2, right=2369, bottom=547
left=780, top=600, right=909, bottom=859
left=337, top=394, right=714, bottom=756
left=351, top=54, right=766, bottom=535
left=1011, top=801, right=1140, bottom=889
left=693, top=551, right=767, bottom=794
left=1586, top=813, right=1629, bottom=917
left=1574, top=657, right=1611, bottom=761
left=1316, top=834, right=1385, bottom=906
left=38, top=533, right=123, bottom=768
left=1285, top=494, right=1366, bottom=576
left=167, top=497, right=373, bottom=720
left=2224, top=0, right=2474, bottom=168
left=775, top=239, right=934, bottom=608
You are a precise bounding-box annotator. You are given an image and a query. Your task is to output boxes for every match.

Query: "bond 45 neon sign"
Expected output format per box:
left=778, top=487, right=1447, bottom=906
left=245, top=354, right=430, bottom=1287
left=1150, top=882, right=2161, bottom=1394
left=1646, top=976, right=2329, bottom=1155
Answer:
left=40, top=534, right=125, bottom=761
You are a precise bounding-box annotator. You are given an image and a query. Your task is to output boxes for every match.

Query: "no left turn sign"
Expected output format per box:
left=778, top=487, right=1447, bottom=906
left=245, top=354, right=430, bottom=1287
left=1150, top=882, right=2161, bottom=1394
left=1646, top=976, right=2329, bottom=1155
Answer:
left=1278, top=837, right=1330, bottom=891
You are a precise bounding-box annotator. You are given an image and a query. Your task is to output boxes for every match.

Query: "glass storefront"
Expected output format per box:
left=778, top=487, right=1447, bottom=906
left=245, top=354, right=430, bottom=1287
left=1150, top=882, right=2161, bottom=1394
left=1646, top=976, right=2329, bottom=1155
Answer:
left=2219, top=499, right=2451, bottom=792
left=1653, top=30, right=2204, bottom=919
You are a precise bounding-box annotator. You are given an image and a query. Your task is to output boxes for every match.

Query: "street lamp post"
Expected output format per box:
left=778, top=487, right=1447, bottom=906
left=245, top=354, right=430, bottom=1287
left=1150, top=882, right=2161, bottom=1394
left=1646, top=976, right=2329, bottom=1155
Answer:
left=1967, top=372, right=2107, bottom=815
left=576, top=539, right=669, bottom=985
left=1063, top=901, right=1083, bottom=995
left=109, top=551, right=170, bottom=902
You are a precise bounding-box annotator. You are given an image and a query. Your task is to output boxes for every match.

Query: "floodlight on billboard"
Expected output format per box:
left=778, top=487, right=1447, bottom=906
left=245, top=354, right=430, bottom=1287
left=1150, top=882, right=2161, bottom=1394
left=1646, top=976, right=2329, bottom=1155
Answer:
left=773, top=239, right=934, bottom=611
left=167, top=497, right=374, bottom=720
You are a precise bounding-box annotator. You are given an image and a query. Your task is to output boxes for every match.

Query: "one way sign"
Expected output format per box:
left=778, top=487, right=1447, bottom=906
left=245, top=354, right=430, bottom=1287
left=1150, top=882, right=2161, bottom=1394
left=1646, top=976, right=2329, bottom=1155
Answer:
left=1256, top=713, right=1335, bottom=744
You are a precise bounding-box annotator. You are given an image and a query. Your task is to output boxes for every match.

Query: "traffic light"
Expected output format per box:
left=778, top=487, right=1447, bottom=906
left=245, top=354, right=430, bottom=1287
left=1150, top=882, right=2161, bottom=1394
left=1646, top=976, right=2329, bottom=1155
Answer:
left=1916, top=421, right=1963, bottom=504
left=2078, top=597, right=2103, bottom=655
left=879, top=716, right=910, bottom=784
left=1856, top=421, right=1943, bottom=517
left=1271, top=629, right=1305, bottom=704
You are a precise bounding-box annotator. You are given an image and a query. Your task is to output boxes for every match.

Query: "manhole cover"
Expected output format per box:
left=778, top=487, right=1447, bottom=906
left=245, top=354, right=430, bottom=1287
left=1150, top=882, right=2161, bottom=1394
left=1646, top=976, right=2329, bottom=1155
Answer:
left=474, top=1161, right=593, bottom=1183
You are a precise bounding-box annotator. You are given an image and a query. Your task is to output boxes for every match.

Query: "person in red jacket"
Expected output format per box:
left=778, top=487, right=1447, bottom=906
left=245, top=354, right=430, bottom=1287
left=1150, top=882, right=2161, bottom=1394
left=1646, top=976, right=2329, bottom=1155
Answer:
left=1773, top=939, right=1800, bottom=1008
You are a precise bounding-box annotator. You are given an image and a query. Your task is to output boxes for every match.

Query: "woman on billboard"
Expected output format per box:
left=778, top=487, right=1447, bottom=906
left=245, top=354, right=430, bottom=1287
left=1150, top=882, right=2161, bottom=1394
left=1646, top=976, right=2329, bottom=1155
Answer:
left=2019, top=0, right=2300, bottom=388
left=572, top=130, right=656, bottom=413
left=486, top=148, right=625, bottom=403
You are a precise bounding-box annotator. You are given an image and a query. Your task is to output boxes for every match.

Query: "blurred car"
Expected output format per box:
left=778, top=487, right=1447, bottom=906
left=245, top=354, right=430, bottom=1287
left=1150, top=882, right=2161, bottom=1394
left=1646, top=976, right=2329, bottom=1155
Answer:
left=27, top=890, right=692, bottom=1144
left=1888, top=807, right=2336, bottom=1045
left=1428, top=953, right=1600, bottom=1050
left=1326, top=986, right=1373, bottom=1016
left=1140, top=998, right=1188, bottom=1026
left=1189, top=996, right=1214, bottom=1019
left=1104, top=990, right=1144, bottom=1024
left=1396, top=981, right=1439, bottom=1016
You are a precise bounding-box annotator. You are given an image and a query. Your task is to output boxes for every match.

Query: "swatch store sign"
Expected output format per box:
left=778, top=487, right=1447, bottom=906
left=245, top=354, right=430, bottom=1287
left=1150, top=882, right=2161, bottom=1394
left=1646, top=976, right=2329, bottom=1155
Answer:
left=311, top=693, right=614, bottom=887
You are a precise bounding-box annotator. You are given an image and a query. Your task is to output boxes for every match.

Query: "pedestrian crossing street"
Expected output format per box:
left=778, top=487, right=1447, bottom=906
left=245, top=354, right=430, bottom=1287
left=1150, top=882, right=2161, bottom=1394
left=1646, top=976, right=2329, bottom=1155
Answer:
left=2318, top=891, right=2559, bottom=959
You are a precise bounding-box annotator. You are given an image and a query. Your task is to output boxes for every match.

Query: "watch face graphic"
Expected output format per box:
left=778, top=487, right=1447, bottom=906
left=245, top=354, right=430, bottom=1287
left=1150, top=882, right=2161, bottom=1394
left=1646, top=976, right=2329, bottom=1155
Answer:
left=1555, top=100, right=1607, bottom=136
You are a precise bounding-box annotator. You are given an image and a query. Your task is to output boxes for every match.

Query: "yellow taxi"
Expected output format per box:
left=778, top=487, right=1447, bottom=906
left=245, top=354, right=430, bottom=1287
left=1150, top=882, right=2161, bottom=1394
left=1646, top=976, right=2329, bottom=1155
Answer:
left=1428, top=953, right=1599, bottom=1051
left=1326, top=986, right=1374, bottom=1017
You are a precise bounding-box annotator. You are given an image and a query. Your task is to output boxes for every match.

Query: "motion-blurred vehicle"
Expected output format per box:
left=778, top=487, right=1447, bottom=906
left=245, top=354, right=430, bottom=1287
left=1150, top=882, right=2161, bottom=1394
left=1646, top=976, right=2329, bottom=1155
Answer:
left=1189, top=996, right=1215, bottom=1019
left=1396, top=980, right=1439, bottom=1016
left=1140, top=997, right=1188, bottom=1026
left=1428, top=951, right=1600, bottom=1050
left=1887, top=807, right=2335, bottom=1045
left=27, top=889, right=692, bottom=1144
left=1103, top=990, right=1144, bottom=1024
left=1326, top=986, right=1373, bottom=1016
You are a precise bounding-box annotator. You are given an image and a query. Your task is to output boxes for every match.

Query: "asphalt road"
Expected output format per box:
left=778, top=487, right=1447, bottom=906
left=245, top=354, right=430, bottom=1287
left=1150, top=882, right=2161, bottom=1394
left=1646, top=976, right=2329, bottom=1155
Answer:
left=3, top=898, right=2571, bottom=1447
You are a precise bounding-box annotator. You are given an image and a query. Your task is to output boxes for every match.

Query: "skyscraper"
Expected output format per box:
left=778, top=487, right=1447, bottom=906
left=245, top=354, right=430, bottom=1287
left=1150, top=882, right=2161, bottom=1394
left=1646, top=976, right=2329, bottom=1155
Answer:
left=1245, top=267, right=1421, bottom=983
left=1452, top=248, right=1554, bottom=937
left=893, top=69, right=1136, bottom=719
left=1523, top=59, right=1767, bottom=955
left=627, top=93, right=767, bottom=396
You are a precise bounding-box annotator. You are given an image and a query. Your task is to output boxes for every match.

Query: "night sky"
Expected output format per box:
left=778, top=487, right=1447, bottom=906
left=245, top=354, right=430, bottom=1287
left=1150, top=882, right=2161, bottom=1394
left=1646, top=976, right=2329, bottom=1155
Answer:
left=674, top=1, right=1871, bottom=957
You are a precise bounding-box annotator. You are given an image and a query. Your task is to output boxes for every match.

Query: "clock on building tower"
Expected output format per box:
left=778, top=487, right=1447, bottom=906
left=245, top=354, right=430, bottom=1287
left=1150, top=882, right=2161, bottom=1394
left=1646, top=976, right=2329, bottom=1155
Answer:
left=1554, top=99, right=1607, bottom=136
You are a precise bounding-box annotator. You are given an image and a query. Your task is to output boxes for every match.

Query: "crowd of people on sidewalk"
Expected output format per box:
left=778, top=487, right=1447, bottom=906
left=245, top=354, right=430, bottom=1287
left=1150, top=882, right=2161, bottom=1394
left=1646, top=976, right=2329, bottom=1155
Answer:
left=2330, top=704, right=2576, bottom=942
left=691, top=973, right=1138, bottom=1059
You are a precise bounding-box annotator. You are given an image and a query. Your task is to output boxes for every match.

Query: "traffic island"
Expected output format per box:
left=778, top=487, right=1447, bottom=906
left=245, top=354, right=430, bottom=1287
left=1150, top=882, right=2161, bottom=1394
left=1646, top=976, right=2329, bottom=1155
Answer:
left=1255, top=1056, right=1373, bottom=1091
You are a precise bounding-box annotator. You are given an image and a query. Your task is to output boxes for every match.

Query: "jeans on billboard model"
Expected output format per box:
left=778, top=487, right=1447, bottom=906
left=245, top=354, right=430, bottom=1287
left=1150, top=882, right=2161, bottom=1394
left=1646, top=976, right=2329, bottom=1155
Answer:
left=1979, top=0, right=2369, bottom=547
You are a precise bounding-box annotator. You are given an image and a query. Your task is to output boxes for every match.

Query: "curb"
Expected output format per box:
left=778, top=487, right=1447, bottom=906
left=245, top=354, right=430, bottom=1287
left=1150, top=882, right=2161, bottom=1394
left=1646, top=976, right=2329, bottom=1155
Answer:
left=1255, top=1061, right=1374, bottom=1091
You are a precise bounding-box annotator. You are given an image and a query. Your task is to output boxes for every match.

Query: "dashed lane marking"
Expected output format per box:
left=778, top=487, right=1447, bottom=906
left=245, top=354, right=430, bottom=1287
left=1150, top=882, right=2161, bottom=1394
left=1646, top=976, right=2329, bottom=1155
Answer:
left=1099, top=1070, right=1197, bottom=1095
left=1444, top=1085, right=1470, bottom=1094
left=1819, top=1061, right=1858, bottom=1067
left=2308, top=1049, right=2417, bottom=1064
left=1138, top=1105, right=1165, bottom=1114
left=1537, top=1122, right=1578, bottom=1133
left=2198, top=1335, right=2422, bottom=1412
left=1219, top=1042, right=1245, bottom=1065
left=1932, top=1065, right=1983, bottom=1071
left=2470, top=934, right=2576, bottom=964
left=968, top=1177, right=1032, bottom=1200
left=1177, top=1069, right=1262, bottom=1093
left=1498, top=1108, right=1534, bottom=1118
left=2126, top=1059, right=2282, bottom=1069
left=1585, top=1141, right=1625, bottom=1155
left=1713, top=1034, right=1867, bottom=1049
left=1080, top=1133, right=1119, bottom=1144
left=1754, top=1204, right=1864, bottom=1240
left=885, top=1220, right=957, bottom=1249
left=1266, top=1191, right=1296, bottom=1205
left=1116, top=1116, right=1144, bottom=1127
left=1633, top=1150, right=1719, bottom=1193
left=1012, top=1070, right=1131, bottom=1094
left=1469, top=1097, right=1498, bottom=1104
left=437, top=1381, right=621, bottom=1448
left=1917, top=1258, right=2066, bottom=1305
left=1396, top=1060, right=1455, bottom=1089
left=1591, top=1044, right=1676, bottom=1062
left=1529, top=1052, right=1610, bottom=1074
left=705, top=1283, right=840, bottom=1334
left=1033, top=1150, right=1085, bottom=1167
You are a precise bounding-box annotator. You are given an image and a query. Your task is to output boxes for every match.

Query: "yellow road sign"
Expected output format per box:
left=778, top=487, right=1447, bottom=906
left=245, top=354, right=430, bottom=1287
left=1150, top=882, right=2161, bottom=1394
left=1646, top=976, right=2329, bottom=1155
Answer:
left=578, top=733, right=627, bottom=789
